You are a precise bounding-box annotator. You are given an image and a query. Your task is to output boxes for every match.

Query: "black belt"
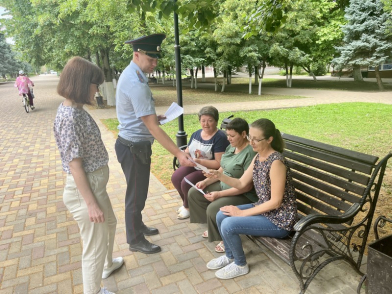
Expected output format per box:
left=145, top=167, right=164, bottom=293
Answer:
left=117, top=136, right=134, bottom=147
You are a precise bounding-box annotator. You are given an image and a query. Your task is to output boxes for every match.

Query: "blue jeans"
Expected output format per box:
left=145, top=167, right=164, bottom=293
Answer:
left=217, top=203, right=290, bottom=266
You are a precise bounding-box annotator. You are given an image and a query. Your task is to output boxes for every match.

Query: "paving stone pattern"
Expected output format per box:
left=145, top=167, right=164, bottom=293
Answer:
left=1, top=75, right=383, bottom=293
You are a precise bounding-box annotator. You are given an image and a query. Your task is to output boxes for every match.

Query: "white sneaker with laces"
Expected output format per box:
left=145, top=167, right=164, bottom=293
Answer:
left=102, top=257, right=124, bottom=279
left=99, top=287, right=115, bottom=294
left=176, top=206, right=185, bottom=213
left=215, top=262, right=249, bottom=279
left=206, top=255, right=233, bottom=270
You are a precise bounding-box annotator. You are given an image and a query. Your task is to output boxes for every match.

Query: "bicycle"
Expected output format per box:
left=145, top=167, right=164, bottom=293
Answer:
left=22, top=93, right=30, bottom=113
left=22, top=87, right=35, bottom=113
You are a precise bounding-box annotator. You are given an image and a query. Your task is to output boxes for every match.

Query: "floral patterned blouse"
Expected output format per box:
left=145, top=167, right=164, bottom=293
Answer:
left=53, top=103, right=108, bottom=174
left=253, top=151, right=297, bottom=231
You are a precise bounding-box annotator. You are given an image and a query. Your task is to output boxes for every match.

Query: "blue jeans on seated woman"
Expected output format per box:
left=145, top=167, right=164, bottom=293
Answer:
left=217, top=203, right=290, bottom=266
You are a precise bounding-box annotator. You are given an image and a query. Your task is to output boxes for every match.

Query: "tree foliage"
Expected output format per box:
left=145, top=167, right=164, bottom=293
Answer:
left=0, top=0, right=389, bottom=92
left=333, top=0, right=392, bottom=88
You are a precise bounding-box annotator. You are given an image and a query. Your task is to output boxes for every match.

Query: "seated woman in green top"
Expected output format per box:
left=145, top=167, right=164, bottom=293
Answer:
left=188, top=118, right=257, bottom=253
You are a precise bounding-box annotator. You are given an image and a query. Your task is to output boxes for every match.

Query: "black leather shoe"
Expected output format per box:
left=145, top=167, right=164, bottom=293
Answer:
left=129, top=239, right=161, bottom=254
left=141, top=226, right=159, bottom=236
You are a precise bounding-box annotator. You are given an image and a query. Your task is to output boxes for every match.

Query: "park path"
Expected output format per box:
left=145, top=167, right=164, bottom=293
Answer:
left=0, top=74, right=386, bottom=294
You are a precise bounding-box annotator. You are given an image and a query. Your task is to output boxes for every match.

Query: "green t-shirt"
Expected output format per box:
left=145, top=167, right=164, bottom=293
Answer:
left=220, top=144, right=258, bottom=202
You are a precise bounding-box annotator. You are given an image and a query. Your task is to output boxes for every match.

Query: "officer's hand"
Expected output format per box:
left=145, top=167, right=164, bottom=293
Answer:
left=157, top=115, right=166, bottom=122
left=178, top=152, right=196, bottom=167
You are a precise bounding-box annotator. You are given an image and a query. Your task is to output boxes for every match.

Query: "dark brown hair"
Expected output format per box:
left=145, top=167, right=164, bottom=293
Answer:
left=226, top=118, right=249, bottom=135
left=250, top=118, right=285, bottom=153
left=57, top=57, right=104, bottom=105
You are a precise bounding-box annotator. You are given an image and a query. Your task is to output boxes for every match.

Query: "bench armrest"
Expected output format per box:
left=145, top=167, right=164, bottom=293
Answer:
left=294, top=203, right=361, bottom=232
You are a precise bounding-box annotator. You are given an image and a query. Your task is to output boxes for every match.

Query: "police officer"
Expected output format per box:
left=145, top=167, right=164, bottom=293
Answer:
left=115, top=33, right=194, bottom=254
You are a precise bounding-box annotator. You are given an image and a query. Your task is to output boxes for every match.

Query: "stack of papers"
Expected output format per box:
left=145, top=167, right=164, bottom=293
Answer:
left=189, top=158, right=210, bottom=174
left=159, top=102, right=184, bottom=125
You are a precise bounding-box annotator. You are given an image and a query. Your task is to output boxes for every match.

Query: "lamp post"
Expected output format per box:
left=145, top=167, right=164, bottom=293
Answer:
left=174, top=0, right=187, bottom=147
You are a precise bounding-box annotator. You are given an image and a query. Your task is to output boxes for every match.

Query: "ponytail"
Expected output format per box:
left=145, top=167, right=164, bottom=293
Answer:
left=272, top=129, right=285, bottom=153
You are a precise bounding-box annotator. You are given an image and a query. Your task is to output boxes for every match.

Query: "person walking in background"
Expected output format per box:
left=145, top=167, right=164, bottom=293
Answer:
left=115, top=34, right=194, bottom=254
left=205, top=118, right=297, bottom=279
left=54, top=57, right=123, bottom=294
left=14, top=70, right=35, bottom=109
left=171, top=106, right=230, bottom=220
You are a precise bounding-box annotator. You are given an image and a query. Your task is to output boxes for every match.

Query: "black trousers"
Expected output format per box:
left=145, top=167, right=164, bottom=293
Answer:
left=115, top=138, right=151, bottom=245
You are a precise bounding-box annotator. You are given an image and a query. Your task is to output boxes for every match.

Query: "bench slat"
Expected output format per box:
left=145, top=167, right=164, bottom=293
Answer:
left=297, top=192, right=342, bottom=216
left=284, top=141, right=374, bottom=174
left=283, top=151, right=370, bottom=185
left=282, top=133, right=379, bottom=165
left=295, top=186, right=352, bottom=213
left=289, top=161, right=366, bottom=196
left=292, top=174, right=362, bottom=204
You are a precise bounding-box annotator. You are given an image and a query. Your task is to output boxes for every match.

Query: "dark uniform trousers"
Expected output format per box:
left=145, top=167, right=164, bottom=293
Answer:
left=115, top=138, right=151, bottom=245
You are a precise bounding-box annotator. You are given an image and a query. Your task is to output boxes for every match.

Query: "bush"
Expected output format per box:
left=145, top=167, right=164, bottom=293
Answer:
left=311, top=62, right=327, bottom=76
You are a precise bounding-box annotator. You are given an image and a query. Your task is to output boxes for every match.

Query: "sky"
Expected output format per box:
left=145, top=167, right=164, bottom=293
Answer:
left=0, top=6, right=14, bottom=44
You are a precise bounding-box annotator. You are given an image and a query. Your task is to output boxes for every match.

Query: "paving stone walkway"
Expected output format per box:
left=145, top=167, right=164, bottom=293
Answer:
left=1, top=75, right=390, bottom=294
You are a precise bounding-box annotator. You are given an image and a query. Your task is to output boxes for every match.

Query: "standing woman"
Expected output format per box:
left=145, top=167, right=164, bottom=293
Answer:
left=205, top=118, right=297, bottom=279
left=54, top=57, right=123, bottom=294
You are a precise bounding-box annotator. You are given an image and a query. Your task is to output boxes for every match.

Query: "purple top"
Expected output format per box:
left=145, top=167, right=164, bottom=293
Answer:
left=253, top=152, right=297, bottom=231
left=53, top=103, right=108, bottom=174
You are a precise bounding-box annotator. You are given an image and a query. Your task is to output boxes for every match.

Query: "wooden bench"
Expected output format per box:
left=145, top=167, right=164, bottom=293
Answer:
left=246, top=133, right=391, bottom=293
left=172, top=119, right=391, bottom=293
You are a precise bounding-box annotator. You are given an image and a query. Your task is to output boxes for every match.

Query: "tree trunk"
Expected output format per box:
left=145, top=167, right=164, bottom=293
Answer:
left=162, top=70, right=165, bottom=84
left=258, top=78, right=262, bottom=95
left=202, top=65, right=205, bottom=82
left=255, top=65, right=258, bottom=84
left=374, top=66, right=384, bottom=91
left=140, top=11, right=147, bottom=34
left=221, top=70, right=226, bottom=92
left=310, top=71, right=317, bottom=81
left=227, top=66, right=232, bottom=84
left=99, top=48, right=115, bottom=106
left=289, top=65, right=293, bottom=87
left=214, top=68, right=218, bottom=91
left=190, top=68, right=194, bottom=88
left=95, top=51, right=101, bottom=69
left=248, top=65, right=252, bottom=94
left=285, top=64, right=289, bottom=87
left=195, top=68, right=198, bottom=89
left=353, top=65, right=363, bottom=81
left=260, top=60, right=266, bottom=79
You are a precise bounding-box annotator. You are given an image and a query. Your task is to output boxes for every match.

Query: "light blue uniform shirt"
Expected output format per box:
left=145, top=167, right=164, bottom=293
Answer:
left=116, top=61, right=156, bottom=142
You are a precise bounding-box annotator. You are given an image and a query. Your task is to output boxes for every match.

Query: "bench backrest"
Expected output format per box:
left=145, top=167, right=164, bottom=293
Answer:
left=282, top=133, right=379, bottom=222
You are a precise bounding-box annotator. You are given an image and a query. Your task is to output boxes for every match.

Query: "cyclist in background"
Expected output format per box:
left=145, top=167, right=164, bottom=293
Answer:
left=15, top=70, right=35, bottom=110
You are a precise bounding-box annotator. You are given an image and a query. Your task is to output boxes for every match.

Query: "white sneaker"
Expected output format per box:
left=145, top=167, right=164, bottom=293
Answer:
left=206, top=255, right=233, bottom=270
left=177, top=209, right=190, bottom=220
left=102, top=257, right=124, bottom=279
left=176, top=206, right=185, bottom=213
left=99, top=288, right=115, bottom=294
left=215, top=262, right=249, bottom=279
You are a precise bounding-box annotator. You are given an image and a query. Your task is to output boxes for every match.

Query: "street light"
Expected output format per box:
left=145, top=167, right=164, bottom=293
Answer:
left=173, top=0, right=187, bottom=147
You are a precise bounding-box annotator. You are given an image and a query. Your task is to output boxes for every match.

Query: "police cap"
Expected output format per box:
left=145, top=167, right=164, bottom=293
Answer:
left=125, top=33, right=166, bottom=58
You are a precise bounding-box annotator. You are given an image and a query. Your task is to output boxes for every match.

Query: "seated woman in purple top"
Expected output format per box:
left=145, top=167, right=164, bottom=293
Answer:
left=171, top=106, right=229, bottom=220
left=205, top=118, right=297, bottom=280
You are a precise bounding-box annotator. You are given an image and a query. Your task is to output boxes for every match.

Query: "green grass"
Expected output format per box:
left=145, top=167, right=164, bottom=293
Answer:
left=102, top=102, right=392, bottom=189
left=197, top=77, right=392, bottom=91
